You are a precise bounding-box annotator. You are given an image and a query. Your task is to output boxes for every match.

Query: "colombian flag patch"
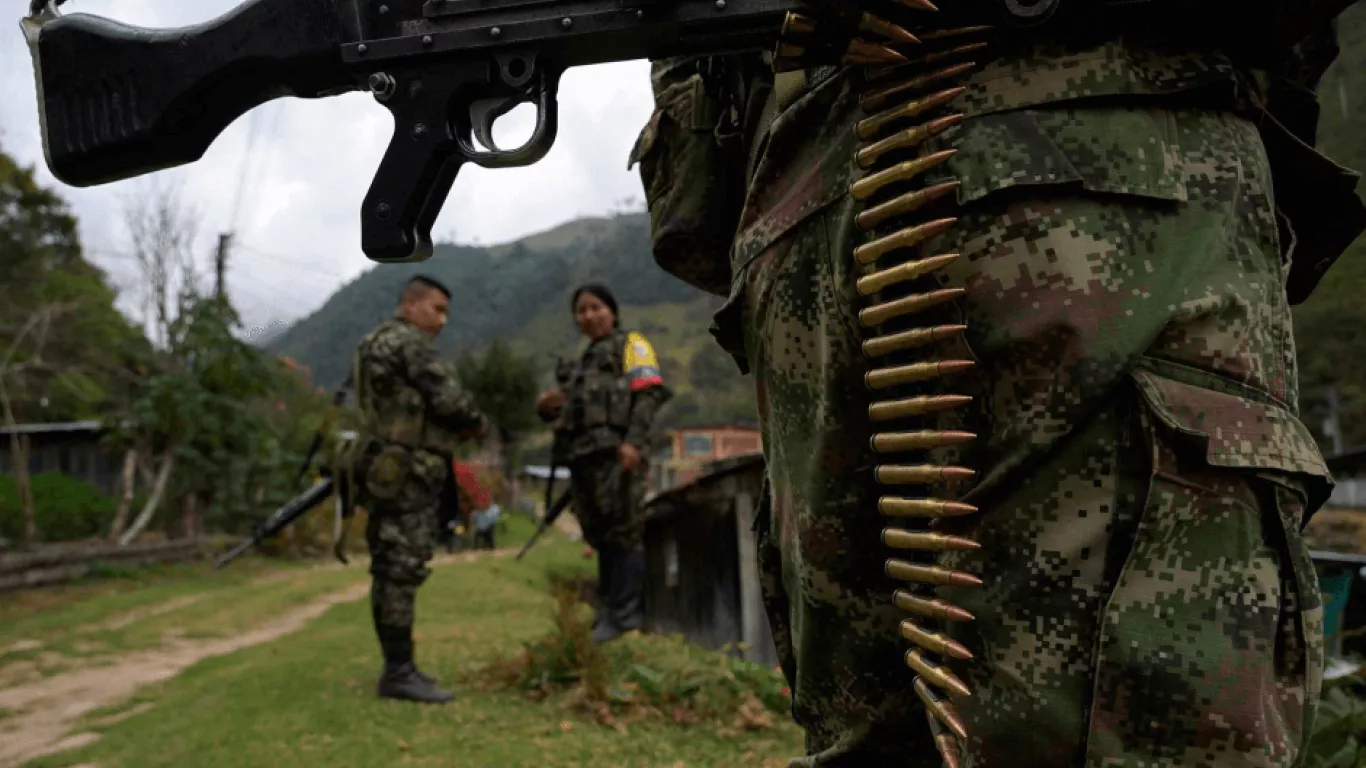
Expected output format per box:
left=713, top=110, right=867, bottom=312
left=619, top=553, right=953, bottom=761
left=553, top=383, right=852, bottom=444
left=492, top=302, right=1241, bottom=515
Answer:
left=623, top=332, right=664, bottom=391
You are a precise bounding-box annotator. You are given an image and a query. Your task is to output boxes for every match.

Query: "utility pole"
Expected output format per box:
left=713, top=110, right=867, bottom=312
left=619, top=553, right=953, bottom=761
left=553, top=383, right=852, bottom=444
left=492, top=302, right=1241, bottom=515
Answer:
left=214, top=232, right=232, bottom=302
left=1325, top=384, right=1345, bottom=456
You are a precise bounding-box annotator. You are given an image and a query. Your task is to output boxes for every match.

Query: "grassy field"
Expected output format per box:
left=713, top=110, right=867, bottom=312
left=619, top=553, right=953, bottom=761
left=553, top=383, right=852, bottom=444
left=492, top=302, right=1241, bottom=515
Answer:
left=4, top=521, right=802, bottom=768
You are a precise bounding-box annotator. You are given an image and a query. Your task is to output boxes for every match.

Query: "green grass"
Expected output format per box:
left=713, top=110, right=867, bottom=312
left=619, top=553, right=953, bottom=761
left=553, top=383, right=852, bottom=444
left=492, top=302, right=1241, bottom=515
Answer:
left=19, top=537, right=801, bottom=768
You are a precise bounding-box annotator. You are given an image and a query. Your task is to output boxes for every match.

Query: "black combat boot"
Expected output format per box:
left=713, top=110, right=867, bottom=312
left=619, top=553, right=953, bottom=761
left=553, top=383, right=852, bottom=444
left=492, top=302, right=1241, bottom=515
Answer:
left=378, top=661, right=455, bottom=704
left=591, top=546, right=614, bottom=633
left=612, top=545, right=646, bottom=633
left=591, top=544, right=645, bottom=644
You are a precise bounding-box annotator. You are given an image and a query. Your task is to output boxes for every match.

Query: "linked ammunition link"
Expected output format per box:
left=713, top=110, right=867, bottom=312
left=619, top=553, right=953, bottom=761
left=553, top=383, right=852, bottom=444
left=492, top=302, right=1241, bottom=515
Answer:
left=772, top=6, right=993, bottom=766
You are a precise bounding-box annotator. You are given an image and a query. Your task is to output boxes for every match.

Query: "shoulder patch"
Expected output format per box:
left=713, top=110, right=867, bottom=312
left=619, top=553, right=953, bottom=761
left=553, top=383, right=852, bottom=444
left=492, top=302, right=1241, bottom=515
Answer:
left=623, top=332, right=663, bottom=391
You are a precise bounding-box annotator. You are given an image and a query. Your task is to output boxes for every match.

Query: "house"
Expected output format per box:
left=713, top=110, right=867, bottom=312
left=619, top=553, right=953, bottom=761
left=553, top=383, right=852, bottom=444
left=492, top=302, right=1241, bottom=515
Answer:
left=0, top=421, right=121, bottom=496
left=650, top=423, right=761, bottom=493
left=641, top=451, right=775, bottom=667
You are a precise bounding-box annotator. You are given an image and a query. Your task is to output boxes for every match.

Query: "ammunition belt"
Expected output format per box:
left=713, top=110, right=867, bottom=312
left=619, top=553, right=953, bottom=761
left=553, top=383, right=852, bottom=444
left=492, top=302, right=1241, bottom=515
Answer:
left=774, top=5, right=994, bottom=767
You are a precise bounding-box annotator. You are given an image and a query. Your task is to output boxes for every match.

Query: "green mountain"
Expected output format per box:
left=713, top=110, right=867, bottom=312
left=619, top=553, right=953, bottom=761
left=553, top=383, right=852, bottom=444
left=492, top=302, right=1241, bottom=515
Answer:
left=266, top=212, right=757, bottom=430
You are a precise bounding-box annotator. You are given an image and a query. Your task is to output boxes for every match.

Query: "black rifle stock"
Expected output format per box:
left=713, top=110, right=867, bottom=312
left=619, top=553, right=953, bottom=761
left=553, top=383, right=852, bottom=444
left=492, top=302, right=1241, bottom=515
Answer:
left=21, top=0, right=798, bottom=264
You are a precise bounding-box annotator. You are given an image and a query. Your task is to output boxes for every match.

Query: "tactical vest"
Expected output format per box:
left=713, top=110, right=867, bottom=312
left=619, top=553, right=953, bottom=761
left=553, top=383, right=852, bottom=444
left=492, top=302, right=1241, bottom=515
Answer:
left=561, top=329, right=636, bottom=456
left=351, top=319, right=453, bottom=457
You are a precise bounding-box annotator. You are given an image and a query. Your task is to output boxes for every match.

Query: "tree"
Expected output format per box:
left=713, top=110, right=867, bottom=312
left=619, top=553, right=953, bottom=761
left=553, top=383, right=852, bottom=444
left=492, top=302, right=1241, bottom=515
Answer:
left=0, top=146, right=151, bottom=547
left=455, top=336, right=541, bottom=480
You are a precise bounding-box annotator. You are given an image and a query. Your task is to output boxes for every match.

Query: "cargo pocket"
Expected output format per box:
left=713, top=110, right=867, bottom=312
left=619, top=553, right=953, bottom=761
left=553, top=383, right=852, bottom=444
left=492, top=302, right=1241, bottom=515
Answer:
left=1084, top=363, right=1330, bottom=766
left=629, top=73, right=743, bottom=298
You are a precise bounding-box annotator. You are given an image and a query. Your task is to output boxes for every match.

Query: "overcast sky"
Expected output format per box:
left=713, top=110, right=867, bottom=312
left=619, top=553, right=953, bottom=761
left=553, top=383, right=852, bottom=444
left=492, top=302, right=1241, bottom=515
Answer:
left=1, top=0, right=655, bottom=341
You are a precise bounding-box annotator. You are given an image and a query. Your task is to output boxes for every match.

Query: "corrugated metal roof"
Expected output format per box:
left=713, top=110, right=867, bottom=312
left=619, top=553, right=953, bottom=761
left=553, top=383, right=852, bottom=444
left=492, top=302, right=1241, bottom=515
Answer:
left=0, top=420, right=103, bottom=435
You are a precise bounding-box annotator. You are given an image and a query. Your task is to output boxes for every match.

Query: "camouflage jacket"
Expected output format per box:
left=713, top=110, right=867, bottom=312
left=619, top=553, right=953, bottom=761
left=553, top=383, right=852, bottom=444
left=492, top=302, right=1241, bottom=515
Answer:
left=353, top=314, right=486, bottom=458
left=557, top=328, right=672, bottom=460
left=633, top=10, right=1364, bottom=341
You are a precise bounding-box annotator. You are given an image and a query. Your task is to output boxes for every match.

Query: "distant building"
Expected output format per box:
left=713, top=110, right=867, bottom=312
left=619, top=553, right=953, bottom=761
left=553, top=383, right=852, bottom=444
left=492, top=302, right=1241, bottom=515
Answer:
left=641, top=451, right=774, bottom=666
left=650, top=423, right=761, bottom=493
left=0, top=421, right=120, bottom=495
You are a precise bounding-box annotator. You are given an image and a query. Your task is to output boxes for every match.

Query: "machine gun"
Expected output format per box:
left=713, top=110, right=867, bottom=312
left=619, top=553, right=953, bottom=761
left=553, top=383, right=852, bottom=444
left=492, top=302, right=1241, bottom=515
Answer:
left=18, top=0, right=1352, bottom=264
left=19, top=0, right=809, bottom=264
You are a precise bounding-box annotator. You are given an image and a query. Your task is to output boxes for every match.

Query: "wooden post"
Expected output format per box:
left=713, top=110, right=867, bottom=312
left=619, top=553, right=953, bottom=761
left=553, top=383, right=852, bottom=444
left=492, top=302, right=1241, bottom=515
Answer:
left=733, top=490, right=766, bottom=663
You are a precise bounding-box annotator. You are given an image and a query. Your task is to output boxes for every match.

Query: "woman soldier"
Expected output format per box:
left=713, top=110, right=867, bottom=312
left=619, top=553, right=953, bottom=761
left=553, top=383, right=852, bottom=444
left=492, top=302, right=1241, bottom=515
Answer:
left=535, top=284, right=672, bottom=643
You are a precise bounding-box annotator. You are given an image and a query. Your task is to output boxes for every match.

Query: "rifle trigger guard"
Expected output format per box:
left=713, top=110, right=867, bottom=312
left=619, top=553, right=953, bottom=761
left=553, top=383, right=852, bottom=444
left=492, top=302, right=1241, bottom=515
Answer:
left=455, top=67, right=560, bottom=169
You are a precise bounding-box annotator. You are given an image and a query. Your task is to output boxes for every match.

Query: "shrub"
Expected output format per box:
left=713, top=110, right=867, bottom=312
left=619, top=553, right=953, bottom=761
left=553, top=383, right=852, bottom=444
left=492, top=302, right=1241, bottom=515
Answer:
left=0, top=472, right=117, bottom=542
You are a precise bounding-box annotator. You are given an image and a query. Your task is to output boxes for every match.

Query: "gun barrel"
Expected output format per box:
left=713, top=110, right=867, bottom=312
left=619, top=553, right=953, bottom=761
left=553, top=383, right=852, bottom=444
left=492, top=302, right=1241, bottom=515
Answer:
left=214, top=477, right=336, bottom=569
left=22, top=0, right=354, bottom=187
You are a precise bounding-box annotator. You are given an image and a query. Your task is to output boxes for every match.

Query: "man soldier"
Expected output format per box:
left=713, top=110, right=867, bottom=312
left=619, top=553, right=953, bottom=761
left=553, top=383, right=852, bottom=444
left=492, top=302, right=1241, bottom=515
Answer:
left=631, top=2, right=1363, bottom=766
left=352, top=275, right=488, bottom=703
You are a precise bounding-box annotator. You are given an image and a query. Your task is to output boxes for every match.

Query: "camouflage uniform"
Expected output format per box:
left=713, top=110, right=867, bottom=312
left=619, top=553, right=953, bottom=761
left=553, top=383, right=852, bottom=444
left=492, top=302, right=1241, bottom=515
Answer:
left=633, top=6, right=1363, bottom=766
left=354, top=314, right=486, bottom=668
left=557, top=328, right=671, bottom=631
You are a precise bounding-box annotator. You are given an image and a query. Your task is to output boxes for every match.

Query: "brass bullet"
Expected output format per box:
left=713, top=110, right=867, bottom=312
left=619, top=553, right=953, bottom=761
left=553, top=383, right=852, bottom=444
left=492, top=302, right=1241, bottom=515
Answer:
left=780, top=11, right=818, bottom=39
left=927, top=711, right=964, bottom=768
left=900, top=618, right=975, bottom=659
left=871, top=430, right=976, bottom=452
left=869, top=394, right=973, bottom=421
left=857, top=253, right=960, bottom=295
left=844, top=38, right=909, bottom=65
left=920, top=25, right=996, bottom=41
left=853, top=217, right=958, bottom=265
left=916, top=677, right=970, bottom=740
left=858, top=13, right=921, bottom=45
left=886, top=559, right=984, bottom=588
left=905, top=649, right=973, bottom=698
left=894, top=589, right=976, bottom=622
left=856, top=180, right=961, bottom=232
left=859, top=287, right=964, bottom=327
left=856, top=88, right=966, bottom=142
left=889, top=0, right=940, bottom=11
left=884, top=529, right=982, bottom=553
left=868, top=42, right=991, bottom=81
left=865, top=359, right=974, bottom=390
left=860, top=62, right=978, bottom=113
left=879, top=497, right=979, bottom=518
left=850, top=151, right=957, bottom=202
left=863, top=324, right=968, bottom=359
left=874, top=463, right=976, bottom=482
left=856, top=116, right=965, bottom=170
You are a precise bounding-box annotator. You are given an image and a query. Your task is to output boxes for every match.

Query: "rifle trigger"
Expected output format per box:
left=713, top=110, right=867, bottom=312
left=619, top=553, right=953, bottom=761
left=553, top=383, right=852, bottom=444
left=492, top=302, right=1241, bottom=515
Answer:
left=469, top=94, right=525, bottom=153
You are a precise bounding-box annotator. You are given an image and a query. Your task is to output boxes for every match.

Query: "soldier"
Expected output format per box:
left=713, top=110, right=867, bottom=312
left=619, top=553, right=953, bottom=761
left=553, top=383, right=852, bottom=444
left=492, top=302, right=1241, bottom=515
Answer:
left=631, top=3, right=1363, bottom=767
left=535, top=284, right=672, bottom=643
left=352, top=274, right=488, bottom=704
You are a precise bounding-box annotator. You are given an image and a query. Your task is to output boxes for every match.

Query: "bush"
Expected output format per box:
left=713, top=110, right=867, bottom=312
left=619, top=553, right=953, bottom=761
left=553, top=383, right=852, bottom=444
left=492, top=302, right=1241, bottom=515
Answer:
left=1308, top=672, right=1366, bottom=767
left=477, top=578, right=790, bottom=734
left=0, top=472, right=117, bottom=542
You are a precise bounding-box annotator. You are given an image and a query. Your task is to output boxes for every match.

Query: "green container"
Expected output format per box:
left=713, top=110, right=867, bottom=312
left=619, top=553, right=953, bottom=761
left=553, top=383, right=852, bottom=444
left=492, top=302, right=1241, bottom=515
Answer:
left=1320, top=568, right=1356, bottom=656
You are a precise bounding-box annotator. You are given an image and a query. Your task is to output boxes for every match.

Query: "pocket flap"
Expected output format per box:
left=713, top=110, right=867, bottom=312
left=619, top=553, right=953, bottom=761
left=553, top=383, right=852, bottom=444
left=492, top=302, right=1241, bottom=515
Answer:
left=929, top=106, right=1189, bottom=208
left=1133, top=368, right=1329, bottom=481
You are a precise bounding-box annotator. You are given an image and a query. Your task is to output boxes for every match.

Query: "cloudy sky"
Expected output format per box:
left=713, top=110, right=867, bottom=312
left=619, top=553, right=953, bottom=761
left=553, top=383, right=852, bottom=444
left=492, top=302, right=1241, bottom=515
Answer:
left=1, top=0, right=655, bottom=340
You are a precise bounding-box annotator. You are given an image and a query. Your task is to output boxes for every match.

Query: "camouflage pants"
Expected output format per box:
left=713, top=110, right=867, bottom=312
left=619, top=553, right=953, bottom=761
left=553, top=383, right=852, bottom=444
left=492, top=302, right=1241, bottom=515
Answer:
left=364, top=449, right=447, bottom=665
left=569, top=451, right=649, bottom=552
left=737, top=98, right=1330, bottom=767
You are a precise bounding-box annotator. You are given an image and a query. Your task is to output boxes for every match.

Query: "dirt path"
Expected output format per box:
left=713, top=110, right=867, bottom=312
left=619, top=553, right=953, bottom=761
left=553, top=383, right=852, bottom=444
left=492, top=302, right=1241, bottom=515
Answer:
left=0, top=548, right=511, bottom=768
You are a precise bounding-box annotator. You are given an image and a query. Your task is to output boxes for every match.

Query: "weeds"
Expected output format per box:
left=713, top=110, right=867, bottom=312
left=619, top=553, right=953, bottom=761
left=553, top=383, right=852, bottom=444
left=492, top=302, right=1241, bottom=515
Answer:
left=478, top=578, right=791, bottom=735
left=1307, top=670, right=1366, bottom=768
